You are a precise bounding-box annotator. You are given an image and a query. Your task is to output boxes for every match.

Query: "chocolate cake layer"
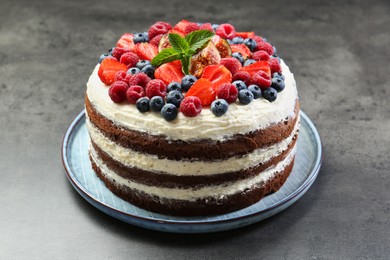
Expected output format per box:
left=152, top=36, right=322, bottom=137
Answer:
left=86, top=94, right=300, bottom=161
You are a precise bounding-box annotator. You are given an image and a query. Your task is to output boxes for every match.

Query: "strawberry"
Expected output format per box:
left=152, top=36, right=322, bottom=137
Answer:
left=116, top=33, right=135, bottom=50
left=133, top=43, right=158, bottom=60
left=240, top=61, right=271, bottom=77
left=201, top=65, right=232, bottom=90
left=154, top=61, right=184, bottom=85
left=98, top=59, right=127, bottom=86
left=173, top=20, right=200, bottom=35
left=230, top=44, right=251, bottom=59
left=185, top=78, right=216, bottom=106
left=200, top=23, right=214, bottom=32
left=235, top=32, right=255, bottom=39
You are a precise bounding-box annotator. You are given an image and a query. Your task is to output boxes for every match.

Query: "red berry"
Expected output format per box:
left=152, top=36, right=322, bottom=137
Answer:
left=240, top=61, right=271, bottom=77
left=256, top=41, right=274, bottom=55
left=145, top=79, right=166, bottom=98
left=268, top=58, right=282, bottom=74
left=217, top=83, right=238, bottom=103
left=126, top=85, right=145, bottom=104
left=180, top=96, right=202, bottom=117
left=200, top=23, right=214, bottom=32
left=149, top=34, right=164, bottom=46
left=112, top=47, right=130, bottom=60
left=173, top=20, right=199, bottom=35
left=184, top=22, right=200, bottom=34
left=185, top=78, right=216, bottom=106
left=127, top=72, right=151, bottom=88
left=232, top=71, right=251, bottom=85
left=154, top=61, right=184, bottom=85
left=133, top=43, right=158, bottom=60
left=251, top=71, right=271, bottom=90
left=116, top=33, right=135, bottom=50
left=148, top=21, right=172, bottom=41
left=109, top=82, right=128, bottom=103
left=201, top=65, right=232, bottom=91
left=119, top=52, right=139, bottom=68
left=235, top=32, right=255, bottom=39
left=220, top=58, right=242, bottom=76
left=114, top=71, right=128, bottom=83
left=230, top=44, right=251, bottom=59
left=216, top=23, right=236, bottom=39
left=98, top=59, right=128, bottom=85
left=252, top=50, right=270, bottom=61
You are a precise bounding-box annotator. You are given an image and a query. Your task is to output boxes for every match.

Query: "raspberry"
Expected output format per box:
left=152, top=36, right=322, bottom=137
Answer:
left=268, top=58, right=282, bottom=74
left=114, top=71, right=128, bottom=83
left=251, top=71, right=271, bottom=90
left=200, top=23, right=214, bottom=32
left=119, top=52, right=139, bottom=68
left=145, top=79, right=167, bottom=98
left=128, top=72, right=151, bottom=88
left=256, top=41, right=274, bottom=55
left=111, top=47, right=130, bottom=60
left=108, top=82, right=128, bottom=103
left=216, top=24, right=236, bottom=39
left=180, top=96, right=202, bottom=117
left=220, top=58, right=242, bottom=76
left=217, top=83, right=238, bottom=103
left=126, top=85, right=145, bottom=104
left=148, top=21, right=172, bottom=41
left=253, top=36, right=264, bottom=49
left=232, top=71, right=251, bottom=85
left=149, top=34, right=164, bottom=47
left=252, top=50, right=270, bottom=61
left=184, top=22, right=200, bottom=34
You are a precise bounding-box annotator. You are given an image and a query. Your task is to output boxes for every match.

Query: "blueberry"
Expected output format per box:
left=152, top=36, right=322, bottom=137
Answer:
left=244, top=59, right=256, bottom=66
left=181, top=75, right=197, bottom=91
left=231, top=36, right=244, bottom=44
left=99, top=54, right=112, bottom=63
left=127, top=67, right=140, bottom=75
left=227, top=39, right=233, bottom=45
left=136, top=60, right=151, bottom=70
left=272, top=45, right=277, bottom=54
left=212, top=24, right=219, bottom=31
left=108, top=47, right=115, bottom=55
left=248, top=85, right=262, bottom=99
left=166, top=90, right=184, bottom=108
left=161, top=103, right=178, bottom=121
left=211, top=99, right=228, bottom=116
left=167, top=82, right=182, bottom=92
left=232, top=80, right=247, bottom=91
left=133, top=32, right=149, bottom=44
left=262, top=87, right=278, bottom=102
left=272, top=72, right=285, bottom=80
left=271, top=54, right=281, bottom=63
left=238, top=89, right=254, bottom=105
left=232, top=52, right=244, bottom=65
left=136, top=97, right=150, bottom=112
left=271, top=77, right=285, bottom=92
left=149, top=96, right=165, bottom=112
left=141, top=65, right=155, bottom=78
left=244, top=38, right=257, bottom=52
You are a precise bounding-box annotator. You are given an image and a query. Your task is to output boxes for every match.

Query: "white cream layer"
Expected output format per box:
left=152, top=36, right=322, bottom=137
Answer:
left=90, top=144, right=296, bottom=201
left=86, top=60, right=298, bottom=141
left=87, top=116, right=299, bottom=176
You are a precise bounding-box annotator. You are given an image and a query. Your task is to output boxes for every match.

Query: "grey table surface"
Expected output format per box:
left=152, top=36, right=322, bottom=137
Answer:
left=1, top=0, right=389, bottom=259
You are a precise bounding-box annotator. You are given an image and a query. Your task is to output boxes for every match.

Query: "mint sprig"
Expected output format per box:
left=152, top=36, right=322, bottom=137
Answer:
left=151, top=30, right=214, bottom=74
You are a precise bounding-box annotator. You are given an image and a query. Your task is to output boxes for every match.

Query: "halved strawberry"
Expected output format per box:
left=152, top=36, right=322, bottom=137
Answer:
left=185, top=78, right=216, bottom=106
left=98, top=59, right=128, bottom=86
left=235, top=32, right=255, bottom=39
left=173, top=20, right=200, bottom=35
left=133, top=43, right=158, bottom=60
left=116, top=33, right=135, bottom=50
left=240, top=61, right=271, bottom=77
left=201, top=65, right=232, bottom=90
left=230, top=44, right=251, bottom=59
left=154, top=61, right=184, bottom=85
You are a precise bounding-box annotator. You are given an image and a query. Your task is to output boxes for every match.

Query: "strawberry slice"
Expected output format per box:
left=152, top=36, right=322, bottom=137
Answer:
left=98, top=59, right=127, bottom=86
left=154, top=61, right=184, bottom=85
left=240, top=61, right=271, bottom=77
left=230, top=44, right=251, bottom=59
left=116, top=33, right=135, bottom=50
left=185, top=78, right=216, bottom=106
left=201, top=65, right=232, bottom=90
left=133, top=43, right=158, bottom=60
left=173, top=20, right=200, bottom=35
left=235, top=32, right=255, bottom=39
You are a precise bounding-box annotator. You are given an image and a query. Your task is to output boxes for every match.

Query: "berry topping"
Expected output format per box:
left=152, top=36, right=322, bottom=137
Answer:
left=232, top=52, right=244, bottom=64
left=136, top=97, right=150, bottom=113
left=149, top=96, right=165, bottom=112
left=119, top=52, right=140, bottom=68
left=243, top=59, right=256, bottom=66
left=185, top=78, right=216, bottom=106
left=216, top=23, right=236, bottom=39
left=271, top=77, right=285, bottom=92
left=174, top=20, right=200, bottom=35
left=240, top=61, right=271, bottom=77
left=140, top=65, right=156, bottom=78
left=180, top=96, right=202, bottom=117
left=216, top=83, right=238, bottom=103
left=148, top=21, right=172, bottom=40
left=235, top=32, right=255, bottom=39
left=199, top=23, right=214, bottom=32
left=243, top=38, right=257, bottom=52
left=136, top=60, right=151, bottom=70
left=149, top=34, right=164, bottom=47
left=161, top=103, right=178, bottom=121
left=232, top=71, right=251, bottom=85
left=126, top=85, right=145, bottom=104
left=133, top=32, right=149, bottom=44
left=231, top=37, right=244, bottom=44
left=155, top=61, right=184, bottom=85
left=145, top=79, right=167, bottom=98
left=99, top=54, right=114, bottom=64
left=127, top=72, right=151, bottom=88
left=166, top=90, right=184, bottom=108
left=108, top=82, right=128, bottom=103
left=201, top=65, right=232, bottom=90
left=252, top=50, right=270, bottom=61
left=256, top=40, right=274, bottom=55
left=268, top=58, right=282, bottom=74
left=212, top=24, right=219, bottom=31
left=232, top=80, right=247, bottom=91
left=252, top=70, right=272, bottom=90
left=116, top=33, right=135, bottom=50
left=273, top=72, right=285, bottom=80
left=230, top=44, right=251, bottom=59
left=238, top=89, right=254, bottom=105
left=248, top=84, right=262, bottom=99
left=112, top=47, right=130, bottom=60
left=133, top=43, right=158, bottom=60
left=181, top=75, right=197, bottom=92
left=114, top=71, right=128, bottom=83
left=127, top=67, right=141, bottom=75
left=262, top=87, right=278, bottom=102
left=211, top=99, right=229, bottom=116
left=220, top=57, right=242, bottom=76
left=98, top=58, right=128, bottom=85
left=167, top=82, right=182, bottom=92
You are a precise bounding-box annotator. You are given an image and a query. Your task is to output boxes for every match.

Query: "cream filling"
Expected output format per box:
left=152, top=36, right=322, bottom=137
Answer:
left=90, top=144, right=296, bottom=201
left=87, top=116, right=299, bottom=176
left=86, top=60, right=298, bottom=141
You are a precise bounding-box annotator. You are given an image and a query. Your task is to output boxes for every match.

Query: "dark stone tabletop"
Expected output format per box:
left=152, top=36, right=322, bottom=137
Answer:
left=1, top=0, right=389, bottom=259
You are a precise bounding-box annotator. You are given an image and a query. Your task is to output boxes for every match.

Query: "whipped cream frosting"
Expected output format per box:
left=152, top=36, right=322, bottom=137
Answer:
left=86, top=60, right=298, bottom=141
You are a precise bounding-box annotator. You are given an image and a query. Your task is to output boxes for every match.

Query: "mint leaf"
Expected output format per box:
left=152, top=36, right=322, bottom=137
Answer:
left=180, top=56, right=190, bottom=75
left=151, top=48, right=180, bottom=67
left=168, top=33, right=189, bottom=53
left=186, top=30, right=214, bottom=52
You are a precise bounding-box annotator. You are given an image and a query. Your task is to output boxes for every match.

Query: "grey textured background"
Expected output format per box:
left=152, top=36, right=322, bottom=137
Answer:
left=1, top=0, right=389, bottom=259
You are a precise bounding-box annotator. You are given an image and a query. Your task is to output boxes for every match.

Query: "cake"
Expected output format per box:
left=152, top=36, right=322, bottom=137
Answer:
left=85, top=20, right=300, bottom=216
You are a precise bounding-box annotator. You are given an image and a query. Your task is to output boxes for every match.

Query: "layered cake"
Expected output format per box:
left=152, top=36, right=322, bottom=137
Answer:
left=85, top=20, right=300, bottom=216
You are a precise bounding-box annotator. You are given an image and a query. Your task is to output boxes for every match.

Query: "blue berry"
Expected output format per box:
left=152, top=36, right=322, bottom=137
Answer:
left=141, top=65, right=155, bottom=78
left=161, top=103, right=178, bottom=121
left=271, top=54, right=281, bottom=63
left=136, top=60, right=151, bottom=70
left=127, top=67, right=140, bottom=75
left=166, top=90, right=184, bottom=108
left=232, top=52, right=244, bottom=65
left=212, top=24, right=219, bottom=31
left=133, top=32, right=149, bottom=44
left=248, top=85, right=262, bottom=99
left=232, top=80, right=247, bottom=91
left=272, top=45, right=277, bottom=54
left=244, top=59, right=256, bottom=67
left=181, top=75, right=197, bottom=91
left=99, top=54, right=112, bottom=63
left=244, top=38, right=257, bottom=52
left=211, top=99, right=228, bottom=116
left=272, top=72, right=285, bottom=80
left=108, top=47, right=115, bottom=55
left=262, top=87, right=278, bottom=102
left=271, top=77, right=285, bottom=92
left=227, top=39, right=233, bottom=45
left=136, top=97, right=150, bottom=112
left=231, top=36, right=244, bottom=44
left=167, top=82, right=182, bottom=92
left=149, top=96, right=165, bottom=112
left=238, top=89, right=254, bottom=105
